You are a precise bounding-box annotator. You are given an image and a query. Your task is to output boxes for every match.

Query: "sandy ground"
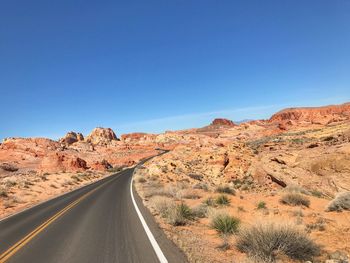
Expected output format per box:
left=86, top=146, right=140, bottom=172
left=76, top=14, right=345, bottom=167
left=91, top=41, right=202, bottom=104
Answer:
left=134, top=167, right=350, bottom=263
left=0, top=170, right=115, bottom=219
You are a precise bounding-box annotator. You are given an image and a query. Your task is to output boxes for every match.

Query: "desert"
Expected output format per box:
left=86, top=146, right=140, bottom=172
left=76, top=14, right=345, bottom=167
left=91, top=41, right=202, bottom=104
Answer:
left=1, top=102, right=350, bottom=262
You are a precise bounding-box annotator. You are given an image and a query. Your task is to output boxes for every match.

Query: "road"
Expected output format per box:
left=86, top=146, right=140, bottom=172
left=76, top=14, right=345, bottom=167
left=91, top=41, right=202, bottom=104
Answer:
left=0, top=165, right=187, bottom=263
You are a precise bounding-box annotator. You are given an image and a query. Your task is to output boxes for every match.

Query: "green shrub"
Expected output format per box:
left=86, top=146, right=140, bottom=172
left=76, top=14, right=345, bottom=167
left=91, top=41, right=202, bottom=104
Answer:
left=257, top=201, right=267, bottom=209
left=280, top=193, right=310, bottom=207
left=216, top=194, right=230, bottom=206
left=211, top=213, right=240, bottom=236
left=216, top=185, right=235, bottom=195
left=236, top=222, right=320, bottom=262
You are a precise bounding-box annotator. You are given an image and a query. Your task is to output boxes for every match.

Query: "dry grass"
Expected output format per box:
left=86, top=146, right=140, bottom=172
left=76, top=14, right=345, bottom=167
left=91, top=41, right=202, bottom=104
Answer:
left=280, top=193, right=310, bottom=207
left=150, top=196, right=172, bottom=217
left=236, top=222, right=320, bottom=262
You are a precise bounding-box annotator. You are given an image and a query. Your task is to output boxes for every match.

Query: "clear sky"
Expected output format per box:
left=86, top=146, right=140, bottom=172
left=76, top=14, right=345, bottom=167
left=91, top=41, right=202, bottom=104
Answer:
left=1, top=1, right=349, bottom=140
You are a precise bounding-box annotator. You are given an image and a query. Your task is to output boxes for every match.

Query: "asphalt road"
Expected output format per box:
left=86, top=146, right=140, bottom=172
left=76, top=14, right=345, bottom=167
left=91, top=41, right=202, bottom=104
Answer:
left=0, top=166, right=187, bottom=263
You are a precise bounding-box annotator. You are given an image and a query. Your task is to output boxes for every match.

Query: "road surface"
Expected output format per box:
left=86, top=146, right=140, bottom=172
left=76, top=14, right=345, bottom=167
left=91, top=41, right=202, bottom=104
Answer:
left=0, top=165, right=187, bottom=263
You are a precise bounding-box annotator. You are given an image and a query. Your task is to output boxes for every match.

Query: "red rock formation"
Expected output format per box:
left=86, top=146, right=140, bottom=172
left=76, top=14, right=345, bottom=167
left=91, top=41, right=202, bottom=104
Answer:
left=211, top=118, right=236, bottom=127
left=89, top=159, right=112, bottom=170
left=269, top=102, right=350, bottom=125
left=59, top=132, right=84, bottom=145
left=86, top=128, right=118, bottom=145
left=120, top=133, right=156, bottom=143
left=39, top=153, right=88, bottom=172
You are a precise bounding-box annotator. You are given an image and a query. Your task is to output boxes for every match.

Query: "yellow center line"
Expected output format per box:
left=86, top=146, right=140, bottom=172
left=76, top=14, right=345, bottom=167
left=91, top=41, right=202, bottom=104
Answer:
left=0, top=179, right=111, bottom=263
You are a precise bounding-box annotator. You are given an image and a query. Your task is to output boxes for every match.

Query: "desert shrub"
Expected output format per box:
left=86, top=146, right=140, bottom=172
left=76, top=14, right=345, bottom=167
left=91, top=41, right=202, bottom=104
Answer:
left=236, top=222, right=320, bottom=262
left=292, top=208, right=304, bottom=217
left=284, top=185, right=310, bottom=195
left=310, top=189, right=323, bottom=198
left=188, top=173, right=203, bottom=181
left=211, top=212, right=240, bottom=236
left=326, top=192, right=350, bottom=212
left=0, top=187, right=8, bottom=198
left=306, top=218, right=326, bottom=232
left=108, top=166, right=123, bottom=173
left=0, top=163, right=19, bottom=172
left=137, top=177, right=147, bottom=183
left=149, top=175, right=159, bottom=181
left=182, top=190, right=201, bottom=199
left=193, top=183, right=208, bottom=191
left=237, top=206, right=245, bottom=212
left=280, top=193, right=310, bottom=207
left=20, top=180, right=33, bottom=189
left=71, top=175, right=82, bottom=182
left=203, top=197, right=216, bottom=207
left=257, top=201, right=267, bottom=210
left=151, top=196, right=172, bottom=217
left=165, top=202, right=193, bottom=226
left=144, top=188, right=173, bottom=198
left=192, top=204, right=208, bottom=218
left=216, top=194, right=230, bottom=206
left=4, top=180, right=17, bottom=188
left=216, top=185, right=235, bottom=195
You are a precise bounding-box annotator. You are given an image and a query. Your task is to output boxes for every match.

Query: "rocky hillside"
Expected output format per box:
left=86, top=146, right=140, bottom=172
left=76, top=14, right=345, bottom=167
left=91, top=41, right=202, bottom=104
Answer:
left=134, top=102, right=350, bottom=263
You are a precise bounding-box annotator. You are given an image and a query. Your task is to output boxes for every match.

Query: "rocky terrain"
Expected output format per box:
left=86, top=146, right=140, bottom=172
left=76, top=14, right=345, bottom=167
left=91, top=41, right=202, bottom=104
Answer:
left=0, top=127, right=165, bottom=218
left=1, top=102, right=350, bottom=262
left=134, top=102, right=350, bottom=263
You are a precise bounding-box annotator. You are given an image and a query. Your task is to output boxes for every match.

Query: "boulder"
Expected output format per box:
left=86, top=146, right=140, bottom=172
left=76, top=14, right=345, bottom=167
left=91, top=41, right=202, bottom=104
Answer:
left=86, top=128, right=118, bottom=145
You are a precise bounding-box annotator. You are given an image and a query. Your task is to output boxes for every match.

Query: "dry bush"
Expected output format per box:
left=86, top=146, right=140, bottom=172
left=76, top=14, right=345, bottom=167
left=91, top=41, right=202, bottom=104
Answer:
left=0, top=187, right=8, bottom=198
left=216, top=185, right=235, bottom=195
left=280, top=193, right=310, bottom=207
left=4, top=179, right=17, bottom=188
left=3, top=196, right=21, bottom=208
left=292, top=208, right=304, bottom=217
left=191, top=204, right=208, bottom=218
left=19, top=180, right=34, bottom=189
left=306, top=218, right=326, bottom=232
left=187, top=173, right=203, bottom=181
left=203, top=197, right=216, bottom=207
left=165, top=202, right=193, bottom=226
left=326, top=192, right=350, bottom=212
left=284, top=185, right=310, bottom=195
left=137, top=177, right=147, bottom=183
left=192, top=183, right=208, bottom=191
left=236, top=222, right=320, bottom=262
left=150, top=196, right=172, bottom=217
left=182, top=190, right=201, bottom=199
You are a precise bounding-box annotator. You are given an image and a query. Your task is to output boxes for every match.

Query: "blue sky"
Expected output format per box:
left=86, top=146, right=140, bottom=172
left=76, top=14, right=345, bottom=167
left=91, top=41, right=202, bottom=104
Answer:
left=0, top=1, right=349, bottom=140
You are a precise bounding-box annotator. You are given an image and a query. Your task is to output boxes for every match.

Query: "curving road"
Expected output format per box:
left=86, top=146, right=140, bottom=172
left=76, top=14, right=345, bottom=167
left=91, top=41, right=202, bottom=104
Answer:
left=0, top=165, right=187, bottom=263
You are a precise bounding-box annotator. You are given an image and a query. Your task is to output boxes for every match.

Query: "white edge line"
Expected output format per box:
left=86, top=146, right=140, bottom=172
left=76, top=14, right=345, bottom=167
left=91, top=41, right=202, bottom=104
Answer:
left=130, top=168, right=168, bottom=263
